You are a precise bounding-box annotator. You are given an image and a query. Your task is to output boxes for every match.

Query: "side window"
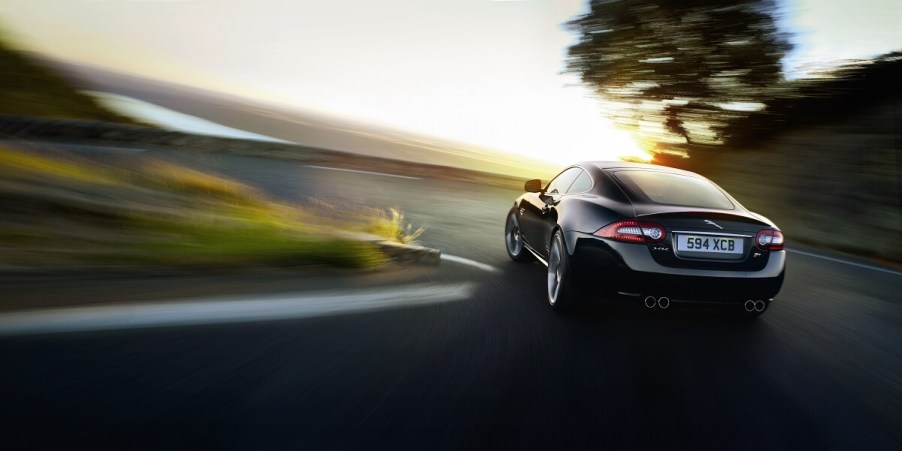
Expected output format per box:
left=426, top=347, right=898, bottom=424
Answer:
left=545, top=168, right=581, bottom=195
left=566, top=170, right=593, bottom=194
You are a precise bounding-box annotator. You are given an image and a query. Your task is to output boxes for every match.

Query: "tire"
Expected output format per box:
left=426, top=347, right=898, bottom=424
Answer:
left=505, top=209, right=533, bottom=262
left=547, top=230, right=576, bottom=311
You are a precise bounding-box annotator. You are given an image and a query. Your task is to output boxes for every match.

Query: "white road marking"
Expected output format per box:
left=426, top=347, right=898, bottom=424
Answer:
left=441, top=254, right=499, bottom=273
left=0, top=283, right=474, bottom=336
left=788, top=249, right=902, bottom=277
left=305, top=165, right=420, bottom=180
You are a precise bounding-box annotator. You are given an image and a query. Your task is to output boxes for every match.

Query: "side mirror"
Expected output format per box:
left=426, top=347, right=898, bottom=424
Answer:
left=524, top=179, right=543, bottom=193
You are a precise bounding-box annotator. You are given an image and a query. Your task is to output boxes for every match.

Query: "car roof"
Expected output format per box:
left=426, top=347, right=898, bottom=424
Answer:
left=577, top=161, right=701, bottom=177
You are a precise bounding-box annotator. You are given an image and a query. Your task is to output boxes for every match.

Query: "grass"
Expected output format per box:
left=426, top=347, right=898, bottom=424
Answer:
left=367, top=208, right=426, bottom=245
left=138, top=160, right=258, bottom=203
left=0, top=145, right=421, bottom=270
left=0, top=146, right=119, bottom=185
left=100, top=216, right=383, bottom=268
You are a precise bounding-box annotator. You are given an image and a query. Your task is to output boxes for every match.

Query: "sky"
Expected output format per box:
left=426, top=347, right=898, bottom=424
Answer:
left=780, top=0, right=902, bottom=76
left=1, top=0, right=900, bottom=164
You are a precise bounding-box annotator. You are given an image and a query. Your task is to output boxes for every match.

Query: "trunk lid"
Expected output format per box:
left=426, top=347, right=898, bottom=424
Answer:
left=634, top=207, right=774, bottom=271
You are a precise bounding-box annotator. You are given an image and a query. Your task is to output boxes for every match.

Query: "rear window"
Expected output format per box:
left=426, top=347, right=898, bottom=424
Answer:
left=612, top=170, right=735, bottom=210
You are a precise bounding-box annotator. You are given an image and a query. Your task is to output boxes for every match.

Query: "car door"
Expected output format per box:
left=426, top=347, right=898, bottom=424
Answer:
left=521, top=167, right=582, bottom=257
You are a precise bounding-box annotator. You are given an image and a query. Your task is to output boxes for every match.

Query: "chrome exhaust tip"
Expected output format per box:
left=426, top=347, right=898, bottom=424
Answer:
left=657, top=296, right=671, bottom=309
left=644, top=296, right=657, bottom=309
left=744, top=300, right=756, bottom=312
left=754, top=300, right=766, bottom=312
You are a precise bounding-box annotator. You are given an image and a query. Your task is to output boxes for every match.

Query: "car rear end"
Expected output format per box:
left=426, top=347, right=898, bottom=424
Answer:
left=569, top=166, right=785, bottom=312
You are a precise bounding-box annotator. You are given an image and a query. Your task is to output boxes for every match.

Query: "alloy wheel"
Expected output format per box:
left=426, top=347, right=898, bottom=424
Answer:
left=506, top=214, right=523, bottom=256
left=548, top=237, right=562, bottom=304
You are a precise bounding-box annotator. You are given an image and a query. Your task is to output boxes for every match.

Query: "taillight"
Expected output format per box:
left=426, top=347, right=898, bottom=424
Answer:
left=755, top=229, right=784, bottom=251
left=595, top=220, right=666, bottom=244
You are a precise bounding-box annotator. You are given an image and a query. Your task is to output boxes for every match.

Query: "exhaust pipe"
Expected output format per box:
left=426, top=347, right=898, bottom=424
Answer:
left=754, top=300, right=766, bottom=312
left=643, top=296, right=671, bottom=310
left=744, top=300, right=756, bottom=312
left=657, top=296, right=670, bottom=310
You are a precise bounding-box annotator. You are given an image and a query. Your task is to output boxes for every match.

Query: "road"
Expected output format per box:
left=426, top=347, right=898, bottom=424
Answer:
left=2, top=146, right=902, bottom=449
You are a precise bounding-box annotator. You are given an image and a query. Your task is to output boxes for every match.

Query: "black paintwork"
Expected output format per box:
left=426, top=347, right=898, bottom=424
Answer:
left=511, top=161, right=785, bottom=303
left=516, top=163, right=634, bottom=255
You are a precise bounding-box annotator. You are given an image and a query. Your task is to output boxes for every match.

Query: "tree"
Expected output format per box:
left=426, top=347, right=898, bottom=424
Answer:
left=724, top=52, right=902, bottom=146
left=566, top=0, right=791, bottom=152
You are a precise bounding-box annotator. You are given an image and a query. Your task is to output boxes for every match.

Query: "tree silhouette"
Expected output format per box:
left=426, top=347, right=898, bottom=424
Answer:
left=724, top=52, right=902, bottom=146
left=567, top=0, right=791, bottom=151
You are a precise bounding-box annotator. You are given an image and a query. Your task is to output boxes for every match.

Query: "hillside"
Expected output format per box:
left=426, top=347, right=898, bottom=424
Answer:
left=682, top=100, right=901, bottom=263
left=0, top=38, right=136, bottom=123
left=650, top=53, right=902, bottom=263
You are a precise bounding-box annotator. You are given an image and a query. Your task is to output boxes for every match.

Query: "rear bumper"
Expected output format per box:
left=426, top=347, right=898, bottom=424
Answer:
left=566, top=232, right=785, bottom=303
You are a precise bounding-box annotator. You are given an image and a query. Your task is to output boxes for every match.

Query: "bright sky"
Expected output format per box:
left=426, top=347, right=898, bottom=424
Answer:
left=780, top=0, right=902, bottom=76
left=1, top=0, right=900, bottom=164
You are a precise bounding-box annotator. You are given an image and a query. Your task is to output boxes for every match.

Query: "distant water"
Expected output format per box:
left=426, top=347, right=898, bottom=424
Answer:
left=84, top=91, right=291, bottom=144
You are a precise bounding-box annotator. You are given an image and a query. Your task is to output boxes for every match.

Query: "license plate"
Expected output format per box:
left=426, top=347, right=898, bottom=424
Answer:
left=676, top=235, right=743, bottom=254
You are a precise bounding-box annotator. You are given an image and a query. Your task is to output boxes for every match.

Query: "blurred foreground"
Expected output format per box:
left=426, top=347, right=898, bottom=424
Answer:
left=0, top=142, right=388, bottom=271
left=2, top=217, right=901, bottom=449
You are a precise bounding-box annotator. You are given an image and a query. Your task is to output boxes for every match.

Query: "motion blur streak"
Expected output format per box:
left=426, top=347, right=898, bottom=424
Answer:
left=304, top=164, right=421, bottom=180
left=0, top=283, right=475, bottom=336
left=788, top=249, right=902, bottom=277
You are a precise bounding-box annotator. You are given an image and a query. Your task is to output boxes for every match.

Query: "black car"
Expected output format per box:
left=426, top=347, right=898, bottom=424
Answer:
left=505, top=161, right=785, bottom=316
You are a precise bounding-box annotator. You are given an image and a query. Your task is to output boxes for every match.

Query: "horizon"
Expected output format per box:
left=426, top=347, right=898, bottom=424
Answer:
left=1, top=0, right=900, bottom=164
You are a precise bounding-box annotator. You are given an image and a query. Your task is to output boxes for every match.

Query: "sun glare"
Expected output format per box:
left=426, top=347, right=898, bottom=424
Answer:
left=499, top=86, right=653, bottom=166
left=614, top=139, right=654, bottom=162
left=528, top=120, right=651, bottom=166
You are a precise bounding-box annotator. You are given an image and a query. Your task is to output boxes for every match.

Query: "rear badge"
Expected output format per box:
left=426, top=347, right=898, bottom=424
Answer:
left=704, top=219, right=723, bottom=230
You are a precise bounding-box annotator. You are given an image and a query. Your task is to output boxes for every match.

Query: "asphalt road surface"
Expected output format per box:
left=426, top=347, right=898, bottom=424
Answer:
left=2, top=145, right=901, bottom=449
